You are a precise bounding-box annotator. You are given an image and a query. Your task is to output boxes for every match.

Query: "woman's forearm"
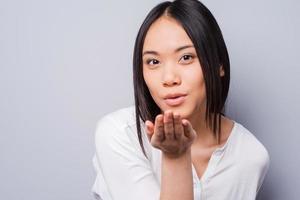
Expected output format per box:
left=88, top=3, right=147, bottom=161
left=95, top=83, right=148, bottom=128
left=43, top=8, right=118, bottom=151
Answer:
left=160, top=148, right=194, bottom=200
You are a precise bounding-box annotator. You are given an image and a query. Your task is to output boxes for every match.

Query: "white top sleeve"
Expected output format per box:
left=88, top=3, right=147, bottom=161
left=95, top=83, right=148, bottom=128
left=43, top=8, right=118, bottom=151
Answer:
left=92, top=116, right=160, bottom=200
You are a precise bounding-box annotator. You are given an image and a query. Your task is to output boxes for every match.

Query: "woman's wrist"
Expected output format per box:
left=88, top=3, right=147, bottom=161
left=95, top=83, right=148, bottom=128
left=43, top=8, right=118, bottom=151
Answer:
left=162, top=147, right=192, bottom=160
left=160, top=146, right=193, bottom=200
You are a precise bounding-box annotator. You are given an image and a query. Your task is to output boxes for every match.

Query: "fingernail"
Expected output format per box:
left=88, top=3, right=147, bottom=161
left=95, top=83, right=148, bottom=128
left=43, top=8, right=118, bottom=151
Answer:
left=158, top=115, right=163, bottom=120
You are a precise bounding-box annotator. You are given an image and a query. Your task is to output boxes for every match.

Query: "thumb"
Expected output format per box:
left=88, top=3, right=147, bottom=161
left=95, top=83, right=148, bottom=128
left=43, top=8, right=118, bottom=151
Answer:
left=182, top=119, right=196, bottom=140
left=145, top=120, right=154, bottom=142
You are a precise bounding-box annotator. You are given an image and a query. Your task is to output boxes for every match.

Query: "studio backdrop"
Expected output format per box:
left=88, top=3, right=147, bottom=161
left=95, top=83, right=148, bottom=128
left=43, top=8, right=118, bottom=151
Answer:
left=0, top=0, right=299, bottom=199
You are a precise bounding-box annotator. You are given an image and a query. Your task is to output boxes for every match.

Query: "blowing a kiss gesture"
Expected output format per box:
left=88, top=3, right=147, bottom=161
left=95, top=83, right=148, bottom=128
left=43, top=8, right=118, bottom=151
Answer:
left=145, top=110, right=197, bottom=159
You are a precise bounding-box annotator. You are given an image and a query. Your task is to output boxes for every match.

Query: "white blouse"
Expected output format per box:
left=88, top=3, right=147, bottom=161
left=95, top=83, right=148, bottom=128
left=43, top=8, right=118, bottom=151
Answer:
left=91, top=105, right=270, bottom=200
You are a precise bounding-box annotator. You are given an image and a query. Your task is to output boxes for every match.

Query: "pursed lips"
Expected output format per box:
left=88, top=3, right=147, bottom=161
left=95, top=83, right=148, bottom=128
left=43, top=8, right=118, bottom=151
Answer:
left=163, top=93, right=187, bottom=106
left=164, top=93, right=187, bottom=99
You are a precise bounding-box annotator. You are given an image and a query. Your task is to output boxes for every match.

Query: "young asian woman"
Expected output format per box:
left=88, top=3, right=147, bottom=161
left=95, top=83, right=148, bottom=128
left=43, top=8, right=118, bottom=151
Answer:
left=92, top=0, right=270, bottom=199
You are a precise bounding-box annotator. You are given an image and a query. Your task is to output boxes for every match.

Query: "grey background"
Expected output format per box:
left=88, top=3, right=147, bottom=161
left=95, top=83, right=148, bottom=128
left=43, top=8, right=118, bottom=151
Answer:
left=0, top=0, right=299, bottom=199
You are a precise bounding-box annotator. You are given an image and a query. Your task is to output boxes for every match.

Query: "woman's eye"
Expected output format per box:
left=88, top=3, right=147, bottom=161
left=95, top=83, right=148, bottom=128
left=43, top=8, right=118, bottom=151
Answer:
left=180, top=54, right=194, bottom=63
left=146, top=59, right=160, bottom=65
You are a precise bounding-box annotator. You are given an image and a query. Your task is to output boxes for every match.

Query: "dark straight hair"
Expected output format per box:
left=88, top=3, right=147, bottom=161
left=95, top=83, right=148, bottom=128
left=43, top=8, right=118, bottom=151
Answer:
left=133, top=0, right=230, bottom=158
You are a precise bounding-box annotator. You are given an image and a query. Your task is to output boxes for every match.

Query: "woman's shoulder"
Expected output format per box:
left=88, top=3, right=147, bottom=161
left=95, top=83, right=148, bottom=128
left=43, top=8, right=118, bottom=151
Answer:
left=98, top=105, right=137, bottom=127
left=95, top=105, right=139, bottom=139
left=234, top=122, right=270, bottom=169
left=94, top=105, right=148, bottom=155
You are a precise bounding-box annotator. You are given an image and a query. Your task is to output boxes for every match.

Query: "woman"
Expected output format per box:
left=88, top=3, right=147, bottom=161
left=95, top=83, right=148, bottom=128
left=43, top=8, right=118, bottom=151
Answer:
left=92, top=0, right=270, bottom=199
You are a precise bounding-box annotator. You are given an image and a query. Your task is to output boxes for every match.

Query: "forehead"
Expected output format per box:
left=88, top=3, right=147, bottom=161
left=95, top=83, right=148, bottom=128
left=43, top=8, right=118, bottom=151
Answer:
left=143, top=16, right=194, bottom=53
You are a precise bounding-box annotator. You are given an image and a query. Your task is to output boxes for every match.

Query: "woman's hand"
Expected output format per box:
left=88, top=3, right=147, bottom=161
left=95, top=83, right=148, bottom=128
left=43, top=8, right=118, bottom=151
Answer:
left=145, top=110, right=197, bottom=159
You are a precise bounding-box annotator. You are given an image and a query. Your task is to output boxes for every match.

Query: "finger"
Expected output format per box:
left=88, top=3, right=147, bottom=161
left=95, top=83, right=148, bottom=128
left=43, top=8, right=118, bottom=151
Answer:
left=153, top=114, right=165, bottom=141
left=145, top=120, right=154, bottom=142
left=173, top=113, right=183, bottom=140
left=164, top=111, right=174, bottom=140
left=182, top=119, right=196, bottom=140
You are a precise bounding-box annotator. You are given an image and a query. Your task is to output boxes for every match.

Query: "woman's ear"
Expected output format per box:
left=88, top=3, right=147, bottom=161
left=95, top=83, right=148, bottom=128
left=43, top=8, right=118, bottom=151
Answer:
left=219, top=65, right=225, bottom=77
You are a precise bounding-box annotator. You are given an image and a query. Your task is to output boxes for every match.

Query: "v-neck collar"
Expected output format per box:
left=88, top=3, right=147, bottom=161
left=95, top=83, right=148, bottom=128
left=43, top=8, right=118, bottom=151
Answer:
left=192, top=120, right=238, bottom=183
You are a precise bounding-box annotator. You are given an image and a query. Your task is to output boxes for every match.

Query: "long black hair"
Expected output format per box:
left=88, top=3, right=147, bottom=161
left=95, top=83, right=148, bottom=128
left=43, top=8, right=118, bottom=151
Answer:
left=133, top=0, right=230, bottom=158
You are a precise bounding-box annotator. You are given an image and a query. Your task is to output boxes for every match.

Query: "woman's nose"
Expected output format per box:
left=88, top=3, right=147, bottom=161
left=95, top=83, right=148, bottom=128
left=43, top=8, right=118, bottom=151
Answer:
left=161, top=63, right=181, bottom=87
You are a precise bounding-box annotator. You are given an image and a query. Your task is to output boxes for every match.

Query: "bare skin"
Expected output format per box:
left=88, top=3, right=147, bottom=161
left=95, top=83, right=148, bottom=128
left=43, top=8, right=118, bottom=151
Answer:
left=145, top=110, right=196, bottom=200
left=145, top=111, right=196, bottom=158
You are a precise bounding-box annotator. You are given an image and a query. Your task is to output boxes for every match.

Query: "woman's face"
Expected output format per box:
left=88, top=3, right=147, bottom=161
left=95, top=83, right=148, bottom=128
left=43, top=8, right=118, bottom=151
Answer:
left=142, top=16, right=207, bottom=120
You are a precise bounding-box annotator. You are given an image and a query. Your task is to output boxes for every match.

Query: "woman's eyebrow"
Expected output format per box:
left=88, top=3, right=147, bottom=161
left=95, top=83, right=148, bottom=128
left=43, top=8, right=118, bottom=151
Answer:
left=142, top=45, right=194, bottom=56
